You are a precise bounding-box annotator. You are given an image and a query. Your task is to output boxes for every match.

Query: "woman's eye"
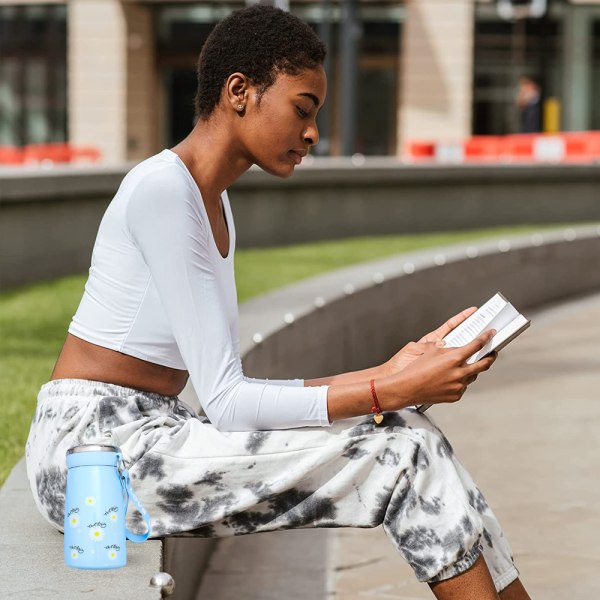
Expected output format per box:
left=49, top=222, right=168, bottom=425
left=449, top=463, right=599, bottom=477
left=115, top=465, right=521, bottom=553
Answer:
left=296, top=106, right=310, bottom=118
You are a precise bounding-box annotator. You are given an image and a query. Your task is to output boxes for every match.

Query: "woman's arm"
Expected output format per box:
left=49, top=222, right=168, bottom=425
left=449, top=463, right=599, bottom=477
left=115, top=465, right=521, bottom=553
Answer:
left=324, top=333, right=496, bottom=422
left=305, top=363, right=387, bottom=388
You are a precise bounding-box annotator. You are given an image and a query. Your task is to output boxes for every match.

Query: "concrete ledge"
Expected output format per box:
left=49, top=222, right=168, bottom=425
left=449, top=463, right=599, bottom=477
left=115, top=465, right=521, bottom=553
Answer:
left=2, top=159, right=600, bottom=288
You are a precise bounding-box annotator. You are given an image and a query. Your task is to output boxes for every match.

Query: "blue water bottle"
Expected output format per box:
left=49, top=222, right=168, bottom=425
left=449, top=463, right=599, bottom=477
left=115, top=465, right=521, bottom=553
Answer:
left=64, top=444, right=151, bottom=569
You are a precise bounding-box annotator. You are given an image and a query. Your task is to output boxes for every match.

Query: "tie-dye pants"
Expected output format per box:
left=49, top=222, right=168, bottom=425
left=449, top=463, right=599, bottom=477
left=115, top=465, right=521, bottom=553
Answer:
left=25, top=379, right=518, bottom=590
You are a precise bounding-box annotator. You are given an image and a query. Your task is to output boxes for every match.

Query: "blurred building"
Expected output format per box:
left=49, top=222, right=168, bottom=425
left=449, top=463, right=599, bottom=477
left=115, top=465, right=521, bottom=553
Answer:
left=1, top=0, right=600, bottom=162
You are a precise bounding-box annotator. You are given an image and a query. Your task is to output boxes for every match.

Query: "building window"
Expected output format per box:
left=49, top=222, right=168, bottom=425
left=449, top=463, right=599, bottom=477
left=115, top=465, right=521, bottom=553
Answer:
left=0, top=5, right=67, bottom=146
left=354, top=20, right=401, bottom=156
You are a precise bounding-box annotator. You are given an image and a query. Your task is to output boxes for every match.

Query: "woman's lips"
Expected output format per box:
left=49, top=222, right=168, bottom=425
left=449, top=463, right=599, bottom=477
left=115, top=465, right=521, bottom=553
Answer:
left=289, top=150, right=303, bottom=165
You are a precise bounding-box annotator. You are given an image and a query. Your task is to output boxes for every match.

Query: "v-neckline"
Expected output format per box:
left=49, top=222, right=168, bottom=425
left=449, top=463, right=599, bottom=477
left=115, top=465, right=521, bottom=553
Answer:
left=167, top=149, right=232, bottom=260
left=210, top=197, right=230, bottom=260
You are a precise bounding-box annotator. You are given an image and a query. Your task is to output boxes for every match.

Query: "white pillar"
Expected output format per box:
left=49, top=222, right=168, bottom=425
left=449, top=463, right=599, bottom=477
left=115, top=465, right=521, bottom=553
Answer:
left=68, top=0, right=127, bottom=164
left=397, top=0, right=474, bottom=154
left=68, top=0, right=159, bottom=164
left=124, top=2, right=160, bottom=161
left=562, top=5, right=597, bottom=131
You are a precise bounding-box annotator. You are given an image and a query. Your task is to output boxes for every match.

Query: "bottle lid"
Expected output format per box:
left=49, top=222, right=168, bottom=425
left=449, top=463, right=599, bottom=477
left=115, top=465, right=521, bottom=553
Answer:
left=67, top=444, right=120, bottom=455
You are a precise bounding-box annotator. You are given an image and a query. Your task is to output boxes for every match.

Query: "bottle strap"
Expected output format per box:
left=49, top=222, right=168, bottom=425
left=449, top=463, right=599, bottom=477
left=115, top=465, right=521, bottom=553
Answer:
left=117, top=454, right=151, bottom=543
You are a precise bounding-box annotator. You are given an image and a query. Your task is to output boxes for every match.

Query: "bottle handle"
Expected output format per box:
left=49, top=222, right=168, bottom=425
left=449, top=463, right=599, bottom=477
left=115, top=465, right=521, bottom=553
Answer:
left=117, top=453, right=151, bottom=543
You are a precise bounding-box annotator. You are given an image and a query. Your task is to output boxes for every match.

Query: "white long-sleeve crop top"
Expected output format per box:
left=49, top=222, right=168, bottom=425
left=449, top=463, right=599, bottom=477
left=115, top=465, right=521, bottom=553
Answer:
left=69, top=149, right=330, bottom=431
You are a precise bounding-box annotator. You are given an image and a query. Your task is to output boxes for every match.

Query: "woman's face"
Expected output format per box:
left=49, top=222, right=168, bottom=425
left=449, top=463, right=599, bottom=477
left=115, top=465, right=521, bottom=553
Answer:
left=238, top=66, right=327, bottom=178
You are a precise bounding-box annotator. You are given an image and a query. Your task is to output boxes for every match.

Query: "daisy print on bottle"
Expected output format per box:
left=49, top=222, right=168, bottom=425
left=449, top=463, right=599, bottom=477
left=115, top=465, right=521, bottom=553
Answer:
left=85, top=496, right=96, bottom=507
left=88, top=522, right=106, bottom=542
left=104, top=506, right=118, bottom=523
left=106, top=545, right=121, bottom=561
left=67, top=507, right=80, bottom=528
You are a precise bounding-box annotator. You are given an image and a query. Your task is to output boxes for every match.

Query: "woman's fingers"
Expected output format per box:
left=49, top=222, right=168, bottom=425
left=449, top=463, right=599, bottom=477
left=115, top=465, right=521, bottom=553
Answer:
left=456, top=329, right=496, bottom=363
left=465, top=374, right=478, bottom=385
left=466, top=351, right=497, bottom=377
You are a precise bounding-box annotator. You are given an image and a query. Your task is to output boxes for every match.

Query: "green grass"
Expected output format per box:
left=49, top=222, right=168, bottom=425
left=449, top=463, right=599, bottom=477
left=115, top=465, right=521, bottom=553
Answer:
left=0, top=224, right=575, bottom=486
left=233, top=226, right=555, bottom=300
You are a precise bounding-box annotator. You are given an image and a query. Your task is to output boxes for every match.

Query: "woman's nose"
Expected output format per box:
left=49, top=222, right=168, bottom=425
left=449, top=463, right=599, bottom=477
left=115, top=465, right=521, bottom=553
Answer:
left=303, top=122, right=319, bottom=147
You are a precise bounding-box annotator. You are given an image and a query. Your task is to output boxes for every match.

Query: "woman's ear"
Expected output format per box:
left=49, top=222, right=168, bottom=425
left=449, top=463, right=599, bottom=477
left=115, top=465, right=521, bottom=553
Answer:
left=226, top=72, right=250, bottom=115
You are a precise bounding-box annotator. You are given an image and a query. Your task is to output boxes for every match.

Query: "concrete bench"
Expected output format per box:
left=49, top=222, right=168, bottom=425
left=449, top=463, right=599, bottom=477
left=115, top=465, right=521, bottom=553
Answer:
left=0, top=458, right=216, bottom=600
left=3, top=226, right=600, bottom=599
left=0, top=458, right=163, bottom=599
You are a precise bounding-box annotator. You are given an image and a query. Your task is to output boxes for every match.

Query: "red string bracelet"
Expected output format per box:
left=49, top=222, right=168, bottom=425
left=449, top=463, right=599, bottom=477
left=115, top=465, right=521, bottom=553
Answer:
left=369, top=379, right=384, bottom=424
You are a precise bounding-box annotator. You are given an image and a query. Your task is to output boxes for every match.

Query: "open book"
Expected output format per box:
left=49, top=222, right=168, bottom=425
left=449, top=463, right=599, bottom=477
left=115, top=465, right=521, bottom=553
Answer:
left=416, top=293, right=530, bottom=413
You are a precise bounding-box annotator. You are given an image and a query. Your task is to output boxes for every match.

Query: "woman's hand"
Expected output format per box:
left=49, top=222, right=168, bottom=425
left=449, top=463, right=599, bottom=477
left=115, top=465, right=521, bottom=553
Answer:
left=383, top=307, right=478, bottom=376
left=381, top=331, right=497, bottom=410
left=382, top=340, right=444, bottom=376
left=325, top=330, right=497, bottom=422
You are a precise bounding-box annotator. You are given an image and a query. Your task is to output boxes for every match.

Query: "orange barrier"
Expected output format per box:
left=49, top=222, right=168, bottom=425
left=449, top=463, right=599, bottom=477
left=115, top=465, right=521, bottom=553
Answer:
left=22, top=143, right=72, bottom=164
left=71, top=146, right=102, bottom=163
left=407, top=141, right=435, bottom=159
left=0, top=143, right=102, bottom=166
left=406, top=132, right=600, bottom=164
left=0, top=145, right=24, bottom=165
left=562, top=131, right=600, bottom=162
left=504, top=134, right=535, bottom=160
left=464, top=136, right=504, bottom=161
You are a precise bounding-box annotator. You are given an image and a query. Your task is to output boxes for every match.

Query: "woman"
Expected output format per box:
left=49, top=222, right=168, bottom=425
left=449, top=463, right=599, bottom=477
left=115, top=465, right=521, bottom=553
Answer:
left=26, top=6, right=531, bottom=599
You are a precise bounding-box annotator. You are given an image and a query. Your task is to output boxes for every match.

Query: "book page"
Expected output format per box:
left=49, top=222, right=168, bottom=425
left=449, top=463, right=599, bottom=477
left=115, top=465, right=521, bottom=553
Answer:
left=443, top=293, right=509, bottom=347
left=468, top=314, right=530, bottom=364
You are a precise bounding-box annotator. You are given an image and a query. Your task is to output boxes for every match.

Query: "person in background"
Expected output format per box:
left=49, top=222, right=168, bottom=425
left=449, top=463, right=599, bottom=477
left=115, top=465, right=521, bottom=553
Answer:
left=516, top=75, right=542, bottom=134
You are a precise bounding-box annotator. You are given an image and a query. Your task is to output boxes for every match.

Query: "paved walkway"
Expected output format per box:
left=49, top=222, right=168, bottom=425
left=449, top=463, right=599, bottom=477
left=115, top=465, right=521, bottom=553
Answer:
left=198, top=292, right=600, bottom=599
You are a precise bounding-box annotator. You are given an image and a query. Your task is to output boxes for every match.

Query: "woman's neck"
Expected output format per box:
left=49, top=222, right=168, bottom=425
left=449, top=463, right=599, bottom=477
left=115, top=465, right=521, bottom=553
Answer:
left=171, top=115, right=251, bottom=206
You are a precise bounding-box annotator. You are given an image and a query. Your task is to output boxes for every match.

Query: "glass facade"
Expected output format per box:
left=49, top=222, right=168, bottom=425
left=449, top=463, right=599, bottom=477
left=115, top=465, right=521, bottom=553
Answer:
left=0, top=4, right=67, bottom=146
left=348, top=19, right=401, bottom=155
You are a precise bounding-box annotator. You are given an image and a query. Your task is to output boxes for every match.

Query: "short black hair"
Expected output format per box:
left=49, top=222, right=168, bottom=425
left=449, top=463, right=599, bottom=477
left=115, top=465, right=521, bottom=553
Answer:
left=194, top=5, right=326, bottom=121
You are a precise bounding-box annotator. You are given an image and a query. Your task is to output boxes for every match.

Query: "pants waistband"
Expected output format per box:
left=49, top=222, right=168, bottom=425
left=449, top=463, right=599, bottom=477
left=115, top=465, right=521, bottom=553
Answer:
left=39, top=378, right=178, bottom=402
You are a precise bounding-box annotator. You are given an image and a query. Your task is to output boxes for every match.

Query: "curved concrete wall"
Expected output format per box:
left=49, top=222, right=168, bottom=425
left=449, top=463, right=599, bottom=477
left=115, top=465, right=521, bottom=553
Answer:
left=237, top=225, right=600, bottom=381
left=1, top=159, right=600, bottom=289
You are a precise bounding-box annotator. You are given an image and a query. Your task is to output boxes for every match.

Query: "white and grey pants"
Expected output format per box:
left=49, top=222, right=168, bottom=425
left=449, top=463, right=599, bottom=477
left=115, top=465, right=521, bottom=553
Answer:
left=25, top=379, right=518, bottom=590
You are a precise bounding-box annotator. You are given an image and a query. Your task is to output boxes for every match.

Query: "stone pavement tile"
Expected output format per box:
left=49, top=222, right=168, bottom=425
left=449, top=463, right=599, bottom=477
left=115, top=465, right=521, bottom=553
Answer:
left=197, top=528, right=330, bottom=600
left=504, top=553, right=600, bottom=599
left=330, top=293, right=600, bottom=600
left=328, top=527, right=428, bottom=600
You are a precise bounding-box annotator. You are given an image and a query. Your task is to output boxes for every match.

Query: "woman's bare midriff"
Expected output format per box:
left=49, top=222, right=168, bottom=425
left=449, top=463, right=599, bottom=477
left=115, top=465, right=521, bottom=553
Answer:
left=50, top=334, right=189, bottom=397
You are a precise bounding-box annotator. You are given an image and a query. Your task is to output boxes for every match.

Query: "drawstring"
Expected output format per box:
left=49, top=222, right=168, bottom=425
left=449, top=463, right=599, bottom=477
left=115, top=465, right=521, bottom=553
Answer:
left=117, top=453, right=151, bottom=542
